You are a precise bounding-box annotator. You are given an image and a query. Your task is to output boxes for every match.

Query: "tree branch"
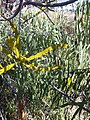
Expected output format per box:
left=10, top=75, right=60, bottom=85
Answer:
left=0, top=0, right=78, bottom=21
left=0, top=0, right=23, bottom=21
left=23, top=0, right=78, bottom=7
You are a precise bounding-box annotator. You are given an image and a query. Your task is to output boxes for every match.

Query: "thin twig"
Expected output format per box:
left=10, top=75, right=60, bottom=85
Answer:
left=50, top=82, right=90, bottom=113
left=23, top=6, right=54, bottom=25
left=41, top=9, right=55, bottom=25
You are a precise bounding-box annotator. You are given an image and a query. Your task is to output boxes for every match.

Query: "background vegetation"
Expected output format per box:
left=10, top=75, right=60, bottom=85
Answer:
left=0, top=0, right=90, bottom=120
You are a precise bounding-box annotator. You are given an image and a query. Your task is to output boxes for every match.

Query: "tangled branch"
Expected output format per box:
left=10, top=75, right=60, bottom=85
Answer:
left=0, top=0, right=78, bottom=21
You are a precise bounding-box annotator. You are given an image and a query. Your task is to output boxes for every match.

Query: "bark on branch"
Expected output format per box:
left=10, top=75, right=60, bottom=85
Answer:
left=0, top=0, right=78, bottom=21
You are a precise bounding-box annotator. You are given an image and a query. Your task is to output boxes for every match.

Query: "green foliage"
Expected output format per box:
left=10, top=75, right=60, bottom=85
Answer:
left=0, top=1, right=90, bottom=119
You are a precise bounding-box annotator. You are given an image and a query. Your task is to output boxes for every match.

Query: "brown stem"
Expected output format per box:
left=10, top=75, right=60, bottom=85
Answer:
left=18, top=99, right=26, bottom=120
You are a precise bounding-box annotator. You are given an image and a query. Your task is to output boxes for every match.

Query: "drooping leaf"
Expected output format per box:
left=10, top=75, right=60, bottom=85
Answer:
left=12, top=47, right=20, bottom=58
left=1, top=15, right=21, bottom=50
left=0, top=62, right=18, bottom=75
left=5, top=37, right=20, bottom=58
left=26, top=43, right=68, bottom=62
left=23, top=62, right=61, bottom=72
left=14, top=35, right=21, bottom=51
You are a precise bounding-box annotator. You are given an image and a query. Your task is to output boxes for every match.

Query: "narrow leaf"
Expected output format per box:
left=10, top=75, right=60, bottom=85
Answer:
left=23, top=63, right=60, bottom=72
left=67, top=77, right=72, bottom=87
left=12, top=47, right=20, bottom=58
left=0, top=62, right=18, bottom=75
left=5, top=37, right=20, bottom=58
left=26, top=43, right=68, bottom=62
left=0, top=64, right=3, bottom=68
left=1, top=15, right=21, bottom=50
left=71, top=108, right=80, bottom=120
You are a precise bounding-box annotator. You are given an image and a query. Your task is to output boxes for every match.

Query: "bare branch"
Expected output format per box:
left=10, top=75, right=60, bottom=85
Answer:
left=0, top=0, right=78, bottom=21
left=23, top=0, right=78, bottom=7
